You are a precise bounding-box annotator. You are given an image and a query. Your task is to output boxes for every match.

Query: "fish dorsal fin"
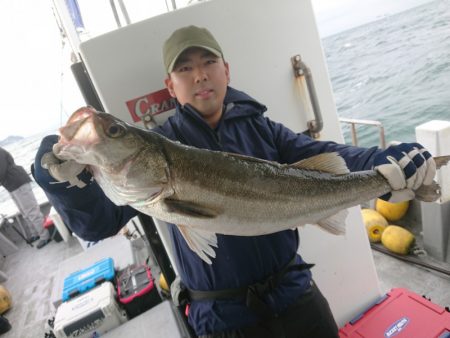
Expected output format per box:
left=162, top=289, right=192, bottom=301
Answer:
left=177, top=225, right=218, bottom=264
left=164, top=199, right=220, bottom=218
left=290, top=153, right=350, bottom=175
left=316, top=209, right=348, bottom=235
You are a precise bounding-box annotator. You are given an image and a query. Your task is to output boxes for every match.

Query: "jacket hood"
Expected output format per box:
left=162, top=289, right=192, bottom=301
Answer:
left=223, top=86, right=267, bottom=118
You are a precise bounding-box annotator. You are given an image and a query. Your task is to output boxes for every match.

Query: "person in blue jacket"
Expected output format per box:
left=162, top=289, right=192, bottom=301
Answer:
left=33, top=26, right=436, bottom=338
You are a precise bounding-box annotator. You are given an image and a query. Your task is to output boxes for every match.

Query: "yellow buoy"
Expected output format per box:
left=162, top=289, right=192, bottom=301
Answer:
left=159, top=273, right=169, bottom=292
left=375, top=199, right=409, bottom=222
left=381, top=225, right=415, bottom=255
left=0, top=285, right=12, bottom=314
left=361, top=208, right=388, bottom=243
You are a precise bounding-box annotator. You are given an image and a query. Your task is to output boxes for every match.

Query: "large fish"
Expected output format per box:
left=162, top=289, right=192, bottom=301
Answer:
left=52, top=107, right=449, bottom=263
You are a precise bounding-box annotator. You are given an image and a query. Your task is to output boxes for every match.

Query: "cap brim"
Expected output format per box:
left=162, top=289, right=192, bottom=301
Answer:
left=167, top=44, right=222, bottom=73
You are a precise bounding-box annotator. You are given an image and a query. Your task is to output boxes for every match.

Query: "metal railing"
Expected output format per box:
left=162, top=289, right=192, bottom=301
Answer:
left=109, top=0, right=131, bottom=27
left=339, top=117, right=386, bottom=149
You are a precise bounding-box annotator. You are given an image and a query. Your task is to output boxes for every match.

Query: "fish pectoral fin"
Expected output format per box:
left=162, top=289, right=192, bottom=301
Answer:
left=290, top=153, right=350, bottom=175
left=177, top=225, right=218, bottom=264
left=316, top=209, right=348, bottom=235
left=164, top=199, right=219, bottom=218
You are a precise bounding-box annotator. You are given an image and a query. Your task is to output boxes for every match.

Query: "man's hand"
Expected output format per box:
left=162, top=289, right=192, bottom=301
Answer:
left=33, top=135, right=92, bottom=190
left=41, top=152, right=88, bottom=188
left=374, top=142, right=436, bottom=203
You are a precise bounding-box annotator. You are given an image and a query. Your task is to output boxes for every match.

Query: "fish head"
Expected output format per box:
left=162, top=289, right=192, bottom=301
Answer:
left=53, top=107, right=170, bottom=205
left=53, top=106, right=142, bottom=169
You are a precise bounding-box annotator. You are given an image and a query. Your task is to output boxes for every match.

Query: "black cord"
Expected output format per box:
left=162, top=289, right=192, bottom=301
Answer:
left=371, top=243, right=450, bottom=276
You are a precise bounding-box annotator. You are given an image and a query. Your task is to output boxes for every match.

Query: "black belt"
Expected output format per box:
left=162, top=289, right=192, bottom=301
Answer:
left=188, top=256, right=314, bottom=319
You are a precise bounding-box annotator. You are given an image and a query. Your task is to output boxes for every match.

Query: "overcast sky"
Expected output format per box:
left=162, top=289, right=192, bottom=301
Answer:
left=0, top=0, right=433, bottom=141
left=312, top=0, right=432, bottom=36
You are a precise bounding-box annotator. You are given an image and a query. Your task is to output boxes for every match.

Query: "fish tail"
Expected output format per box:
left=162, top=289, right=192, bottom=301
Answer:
left=413, top=155, right=449, bottom=202
left=434, top=155, right=450, bottom=170
left=415, top=181, right=441, bottom=202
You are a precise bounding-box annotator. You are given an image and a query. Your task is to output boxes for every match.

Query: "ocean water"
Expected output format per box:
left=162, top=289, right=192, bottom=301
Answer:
left=323, top=0, right=450, bottom=147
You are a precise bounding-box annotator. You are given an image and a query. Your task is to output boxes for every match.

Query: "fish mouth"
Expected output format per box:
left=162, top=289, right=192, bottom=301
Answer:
left=53, top=142, right=86, bottom=161
left=68, top=106, right=97, bottom=123
left=53, top=107, right=99, bottom=161
left=148, top=188, right=164, bottom=202
left=59, top=107, right=97, bottom=143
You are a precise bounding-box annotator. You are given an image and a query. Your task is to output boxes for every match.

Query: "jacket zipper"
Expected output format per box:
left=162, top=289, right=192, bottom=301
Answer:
left=183, top=104, right=224, bottom=150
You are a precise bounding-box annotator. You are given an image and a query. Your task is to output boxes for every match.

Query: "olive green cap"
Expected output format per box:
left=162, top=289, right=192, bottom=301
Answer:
left=163, top=25, right=223, bottom=73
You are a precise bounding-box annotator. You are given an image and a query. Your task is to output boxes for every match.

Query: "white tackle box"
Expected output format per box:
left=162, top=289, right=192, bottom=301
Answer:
left=53, top=282, right=127, bottom=338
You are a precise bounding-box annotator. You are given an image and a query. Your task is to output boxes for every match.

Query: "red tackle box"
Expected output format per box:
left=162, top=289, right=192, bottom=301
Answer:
left=339, top=288, right=450, bottom=338
left=117, top=264, right=162, bottom=318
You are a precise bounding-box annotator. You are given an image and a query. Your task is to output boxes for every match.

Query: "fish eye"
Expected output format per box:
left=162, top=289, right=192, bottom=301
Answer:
left=106, top=123, right=126, bottom=138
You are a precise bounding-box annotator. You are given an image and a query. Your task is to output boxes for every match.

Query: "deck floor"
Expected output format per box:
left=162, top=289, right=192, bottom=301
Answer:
left=1, top=237, right=83, bottom=338
left=0, top=224, right=449, bottom=337
left=373, top=248, right=450, bottom=307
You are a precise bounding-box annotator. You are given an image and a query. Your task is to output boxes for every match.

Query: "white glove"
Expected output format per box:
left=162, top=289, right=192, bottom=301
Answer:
left=41, top=152, right=88, bottom=188
left=373, top=142, right=436, bottom=203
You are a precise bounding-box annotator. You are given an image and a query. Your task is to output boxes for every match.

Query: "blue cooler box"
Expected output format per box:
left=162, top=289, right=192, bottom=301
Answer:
left=62, top=257, right=115, bottom=301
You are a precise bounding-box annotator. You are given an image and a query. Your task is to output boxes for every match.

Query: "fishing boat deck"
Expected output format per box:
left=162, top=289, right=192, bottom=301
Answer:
left=0, top=236, right=83, bottom=338
left=373, top=248, right=450, bottom=306
left=0, top=208, right=449, bottom=337
left=371, top=200, right=450, bottom=308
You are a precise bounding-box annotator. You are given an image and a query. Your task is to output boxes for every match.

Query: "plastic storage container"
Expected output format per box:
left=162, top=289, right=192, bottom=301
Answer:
left=117, top=264, right=161, bottom=318
left=339, top=288, right=450, bottom=338
left=62, top=257, right=115, bottom=301
left=54, top=282, right=127, bottom=338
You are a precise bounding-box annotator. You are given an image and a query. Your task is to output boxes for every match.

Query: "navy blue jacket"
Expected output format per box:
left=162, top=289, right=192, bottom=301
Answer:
left=33, top=87, right=380, bottom=335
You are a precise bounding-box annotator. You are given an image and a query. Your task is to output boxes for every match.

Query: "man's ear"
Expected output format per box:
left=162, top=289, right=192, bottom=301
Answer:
left=224, top=61, right=231, bottom=84
left=165, top=76, right=176, bottom=97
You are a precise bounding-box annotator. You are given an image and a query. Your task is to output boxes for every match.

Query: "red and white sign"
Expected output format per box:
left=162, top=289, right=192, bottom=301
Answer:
left=126, top=88, right=176, bottom=123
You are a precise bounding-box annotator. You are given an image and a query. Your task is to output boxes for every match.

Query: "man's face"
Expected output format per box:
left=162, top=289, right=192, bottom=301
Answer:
left=165, top=47, right=230, bottom=126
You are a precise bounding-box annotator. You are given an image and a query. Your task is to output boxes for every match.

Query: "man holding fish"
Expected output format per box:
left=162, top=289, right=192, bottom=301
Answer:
left=33, top=26, right=439, bottom=337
